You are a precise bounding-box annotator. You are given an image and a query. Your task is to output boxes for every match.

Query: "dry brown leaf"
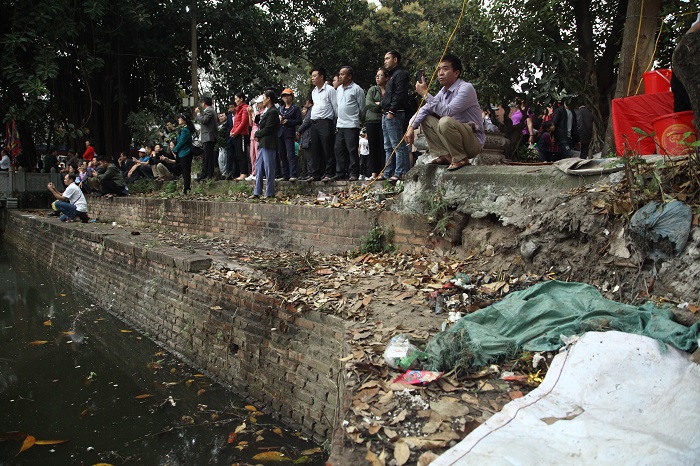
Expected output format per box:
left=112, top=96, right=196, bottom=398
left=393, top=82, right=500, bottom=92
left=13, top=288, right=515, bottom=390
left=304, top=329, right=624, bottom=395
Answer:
left=365, top=445, right=385, bottom=466
left=417, top=451, right=440, bottom=465
left=245, top=405, right=258, bottom=412
left=394, top=440, right=411, bottom=466
left=368, top=425, right=382, bottom=435
left=390, top=409, right=408, bottom=425
left=383, top=427, right=398, bottom=441
left=28, top=340, right=49, bottom=346
left=43, top=320, right=52, bottom=326
left=430, top=400, right=470, bottom=418
left=134, top=394, right=153, bottom=399
left=234, top=422, right=247, bottom=433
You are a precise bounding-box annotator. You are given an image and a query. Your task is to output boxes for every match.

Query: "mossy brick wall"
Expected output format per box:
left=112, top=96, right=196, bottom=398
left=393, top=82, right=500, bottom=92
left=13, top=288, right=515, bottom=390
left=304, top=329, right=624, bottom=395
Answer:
left=86, top=197, right=431, bottom=254
left=4, top=212, right=349, bottom=444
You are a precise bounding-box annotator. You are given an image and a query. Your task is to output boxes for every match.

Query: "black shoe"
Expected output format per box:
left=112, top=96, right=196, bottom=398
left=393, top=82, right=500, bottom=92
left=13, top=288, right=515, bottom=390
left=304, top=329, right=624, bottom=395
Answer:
left=348, top=176, right=358, bottom=181
left=283, top=177, right=290, bottom=181
left=329, top=175, right=347, bottom=182
left=307, top=176, right=322, bottom=182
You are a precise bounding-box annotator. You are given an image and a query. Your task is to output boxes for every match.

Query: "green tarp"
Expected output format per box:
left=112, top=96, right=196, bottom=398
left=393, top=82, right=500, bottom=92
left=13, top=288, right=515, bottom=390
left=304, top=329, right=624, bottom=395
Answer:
left=425, top=280, right=700, bottom=371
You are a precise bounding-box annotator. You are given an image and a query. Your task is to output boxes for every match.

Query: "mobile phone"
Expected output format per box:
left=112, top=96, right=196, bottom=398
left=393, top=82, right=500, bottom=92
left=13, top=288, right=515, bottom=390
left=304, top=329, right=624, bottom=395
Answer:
left=416, top=69, right=424, bottom=83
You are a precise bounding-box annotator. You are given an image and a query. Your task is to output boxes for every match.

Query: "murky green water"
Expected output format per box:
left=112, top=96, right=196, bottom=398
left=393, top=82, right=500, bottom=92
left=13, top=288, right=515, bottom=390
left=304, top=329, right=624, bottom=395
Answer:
left=0, top=245, right=325, bottom=465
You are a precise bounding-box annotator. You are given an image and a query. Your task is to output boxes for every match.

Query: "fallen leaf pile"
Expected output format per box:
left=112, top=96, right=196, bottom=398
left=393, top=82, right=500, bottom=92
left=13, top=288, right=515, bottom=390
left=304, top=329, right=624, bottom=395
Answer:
left=147, top=231, right=559, bottom=464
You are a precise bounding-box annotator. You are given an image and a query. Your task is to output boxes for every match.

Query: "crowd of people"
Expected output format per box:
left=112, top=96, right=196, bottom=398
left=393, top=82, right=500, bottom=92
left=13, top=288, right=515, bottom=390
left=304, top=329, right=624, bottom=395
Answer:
left=40, top=48, right=599, bottom=218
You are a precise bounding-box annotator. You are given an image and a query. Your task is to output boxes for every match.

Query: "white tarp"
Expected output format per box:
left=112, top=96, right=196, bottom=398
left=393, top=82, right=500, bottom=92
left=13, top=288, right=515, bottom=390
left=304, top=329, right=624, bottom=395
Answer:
left=433, top=331, right=700, bottom=465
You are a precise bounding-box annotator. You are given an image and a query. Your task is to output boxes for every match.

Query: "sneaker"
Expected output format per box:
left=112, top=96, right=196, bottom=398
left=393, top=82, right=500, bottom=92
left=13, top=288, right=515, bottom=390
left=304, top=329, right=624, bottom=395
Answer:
left=289, top=177, right=297, bottom=182
left=358, top=175, right=365, bottom=181
left=245, top=174, right=256, bottom=181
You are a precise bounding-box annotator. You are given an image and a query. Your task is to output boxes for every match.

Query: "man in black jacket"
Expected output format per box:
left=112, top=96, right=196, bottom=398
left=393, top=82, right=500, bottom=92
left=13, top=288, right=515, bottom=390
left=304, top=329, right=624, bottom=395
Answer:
left=381, top=51, right=410, bottom=181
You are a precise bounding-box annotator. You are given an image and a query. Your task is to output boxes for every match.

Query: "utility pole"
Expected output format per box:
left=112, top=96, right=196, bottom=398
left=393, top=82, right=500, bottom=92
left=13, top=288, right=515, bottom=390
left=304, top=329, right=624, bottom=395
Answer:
left=190, top=0, right=198, bottom=115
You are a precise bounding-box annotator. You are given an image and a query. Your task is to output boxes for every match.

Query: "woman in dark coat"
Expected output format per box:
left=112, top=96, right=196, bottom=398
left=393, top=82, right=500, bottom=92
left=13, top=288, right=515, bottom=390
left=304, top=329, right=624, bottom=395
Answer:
left=253, top=90, right=281, bottom=198
left=172, top=113, right=195, bottom=194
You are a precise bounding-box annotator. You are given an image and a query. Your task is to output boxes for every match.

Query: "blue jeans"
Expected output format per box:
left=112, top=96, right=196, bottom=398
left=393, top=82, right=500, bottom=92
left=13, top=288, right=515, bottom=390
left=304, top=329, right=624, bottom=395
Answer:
left=382, top=114, right=409, bottom=178
left=53, top=201, right=82, bottom=221
left=254, top=147, right=276, bottom=197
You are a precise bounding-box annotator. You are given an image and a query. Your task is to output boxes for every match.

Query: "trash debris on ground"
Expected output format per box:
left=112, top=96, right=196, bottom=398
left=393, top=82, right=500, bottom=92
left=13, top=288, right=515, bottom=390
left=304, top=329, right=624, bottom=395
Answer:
left=432, top=331, right=700, bottom=465
left=393, top=370, right=443, bottom=385
left=384, top=334, right=428, bottom=370
left=629, top=199, right=692, bottom=261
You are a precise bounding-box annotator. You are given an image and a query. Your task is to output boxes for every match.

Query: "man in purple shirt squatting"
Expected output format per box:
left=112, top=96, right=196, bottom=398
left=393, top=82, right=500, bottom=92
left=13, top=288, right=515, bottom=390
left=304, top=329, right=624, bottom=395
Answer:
left=405, top=54, right=485, bottom=171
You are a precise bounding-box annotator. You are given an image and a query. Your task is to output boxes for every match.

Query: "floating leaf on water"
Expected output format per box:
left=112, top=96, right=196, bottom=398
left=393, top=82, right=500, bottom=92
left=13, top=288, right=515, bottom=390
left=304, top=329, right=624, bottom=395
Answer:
left=59, top=294, right=66, bottom=297
left=134, top=394, right=153, bottom=399
left=80, top=408, right=90, bottom=419
left=185, top=379, right=194, bottom=386
left=17, top=434, right=35, bottom=455
left=92, top=463, right=115, bottom=466
left=181, top=415, right=195, bottom=425
left=245, top=405, right=258, bottom=412
left=61, top=331, right=76, bottom=335
left=250, top=416, right=257, bottom=423
left=272, top=427, right=283, bottom=437
left=197, top=389, right=206, bottom=396
left=293, top=456, right=311, bottom=464
left=43, top=320, right=52, bottom=326
left=234, top=422, right=247, bottom=434
left=146, top=362, right=162, bottom=370
left=227, top=432, right=237, bottom=444
left=28, top=340, right=49, bottom=346
left=300, top=447, right=322, bottom=455
left=255, top=435, right=264, bottom=442
left=34, top=439, right=68, bottom=445
left=193, top=374, right=205, bottom=378
left=119, top=330, right=133, bottom=333
left=251, top=451, right=290, bottom=462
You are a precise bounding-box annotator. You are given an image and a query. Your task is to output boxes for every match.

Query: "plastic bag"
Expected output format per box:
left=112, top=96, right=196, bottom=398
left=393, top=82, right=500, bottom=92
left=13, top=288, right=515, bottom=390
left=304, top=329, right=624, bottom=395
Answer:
left=384, top=334, right=428, bottom=370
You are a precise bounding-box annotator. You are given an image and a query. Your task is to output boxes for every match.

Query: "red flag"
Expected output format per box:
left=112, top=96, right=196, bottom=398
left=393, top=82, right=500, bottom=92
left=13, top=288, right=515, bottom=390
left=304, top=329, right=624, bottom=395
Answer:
left=4, top=119, right=22, bottom=162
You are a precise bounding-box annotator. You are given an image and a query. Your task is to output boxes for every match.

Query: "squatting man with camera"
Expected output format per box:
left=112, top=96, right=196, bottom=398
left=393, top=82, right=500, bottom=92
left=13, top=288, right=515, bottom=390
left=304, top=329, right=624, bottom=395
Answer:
left=405, top=54, right=485, bottom=171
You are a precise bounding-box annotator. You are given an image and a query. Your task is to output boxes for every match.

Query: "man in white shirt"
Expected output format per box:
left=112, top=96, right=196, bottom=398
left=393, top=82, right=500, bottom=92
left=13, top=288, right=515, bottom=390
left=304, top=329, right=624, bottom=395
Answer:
left=47, top=173, right=89, bottom=222
left=306, top=66, right=337, bottom=182
left=331, top=66, right=365, bottom=181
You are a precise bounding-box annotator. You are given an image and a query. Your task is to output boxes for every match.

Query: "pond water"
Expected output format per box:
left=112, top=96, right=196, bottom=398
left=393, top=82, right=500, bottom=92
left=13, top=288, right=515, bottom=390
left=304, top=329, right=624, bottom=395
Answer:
left=0, top=244, right=325, bottom=465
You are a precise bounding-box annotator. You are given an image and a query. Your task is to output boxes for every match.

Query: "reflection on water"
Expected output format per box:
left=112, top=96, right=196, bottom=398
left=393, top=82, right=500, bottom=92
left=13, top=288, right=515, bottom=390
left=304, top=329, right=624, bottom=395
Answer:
left=0, top=245, right=325, bottom=465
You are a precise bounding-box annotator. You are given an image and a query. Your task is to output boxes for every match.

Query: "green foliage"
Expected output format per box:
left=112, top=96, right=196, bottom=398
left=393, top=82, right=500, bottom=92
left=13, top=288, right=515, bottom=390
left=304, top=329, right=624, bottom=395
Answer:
left=126, top=111, right=164, bottom=148
left=128, top=178, right=159, bottom=194
left=426, top=186, right=453, bottom=237
left=359, top=225, right=395, bottom=255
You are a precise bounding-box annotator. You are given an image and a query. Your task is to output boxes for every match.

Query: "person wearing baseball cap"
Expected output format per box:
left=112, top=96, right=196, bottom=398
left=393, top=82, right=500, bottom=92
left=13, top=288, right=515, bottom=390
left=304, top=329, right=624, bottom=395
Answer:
left=277, top=88, right=302, bottom=181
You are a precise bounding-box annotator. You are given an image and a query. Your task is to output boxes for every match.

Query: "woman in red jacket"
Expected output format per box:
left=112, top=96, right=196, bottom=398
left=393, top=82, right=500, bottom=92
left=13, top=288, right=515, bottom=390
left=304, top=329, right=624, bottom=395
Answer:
left=229, top=92, right=250, bottom=181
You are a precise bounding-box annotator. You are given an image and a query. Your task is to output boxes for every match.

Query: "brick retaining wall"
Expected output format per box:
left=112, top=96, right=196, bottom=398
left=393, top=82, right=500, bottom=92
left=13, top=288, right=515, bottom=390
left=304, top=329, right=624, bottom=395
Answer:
left=4, top=212, right=349, bottom=445
left=86, top=197, right=431, bottom=254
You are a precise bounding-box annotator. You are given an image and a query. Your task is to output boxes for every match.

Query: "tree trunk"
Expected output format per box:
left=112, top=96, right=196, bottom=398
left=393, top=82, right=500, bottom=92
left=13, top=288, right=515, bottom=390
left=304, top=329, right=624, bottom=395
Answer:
left=672, top=32, right=700, bottom=129
left=602, top=0, right=662, bottom=155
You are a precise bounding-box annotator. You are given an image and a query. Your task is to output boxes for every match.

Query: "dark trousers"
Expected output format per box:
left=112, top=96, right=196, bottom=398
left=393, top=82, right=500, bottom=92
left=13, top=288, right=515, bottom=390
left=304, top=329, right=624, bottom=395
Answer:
left=309, top=119, right=335, bottom=178
left=226, top=135, right=249, bottom=177
left=99, top=179, right=125, bottom=195
left=277, top=135, right=296, bottom=179
left=180, top=153, right=193, bottom=192
left=224, top=138, right=235, bottom=175
left=200, top=141, right=216, bottom=179
left=365, top=120, right=384, bottom=175
left=335, top=127, right=360, bottom=178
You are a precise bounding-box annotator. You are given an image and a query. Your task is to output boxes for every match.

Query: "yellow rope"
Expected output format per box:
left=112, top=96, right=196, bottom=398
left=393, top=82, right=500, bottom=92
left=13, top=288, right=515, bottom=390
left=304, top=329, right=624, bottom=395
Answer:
left=358, top=0, right=469, bottom=196
left=633, top=10, right=698, bottom=95
left=626, top=0, right=645, bottom=96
